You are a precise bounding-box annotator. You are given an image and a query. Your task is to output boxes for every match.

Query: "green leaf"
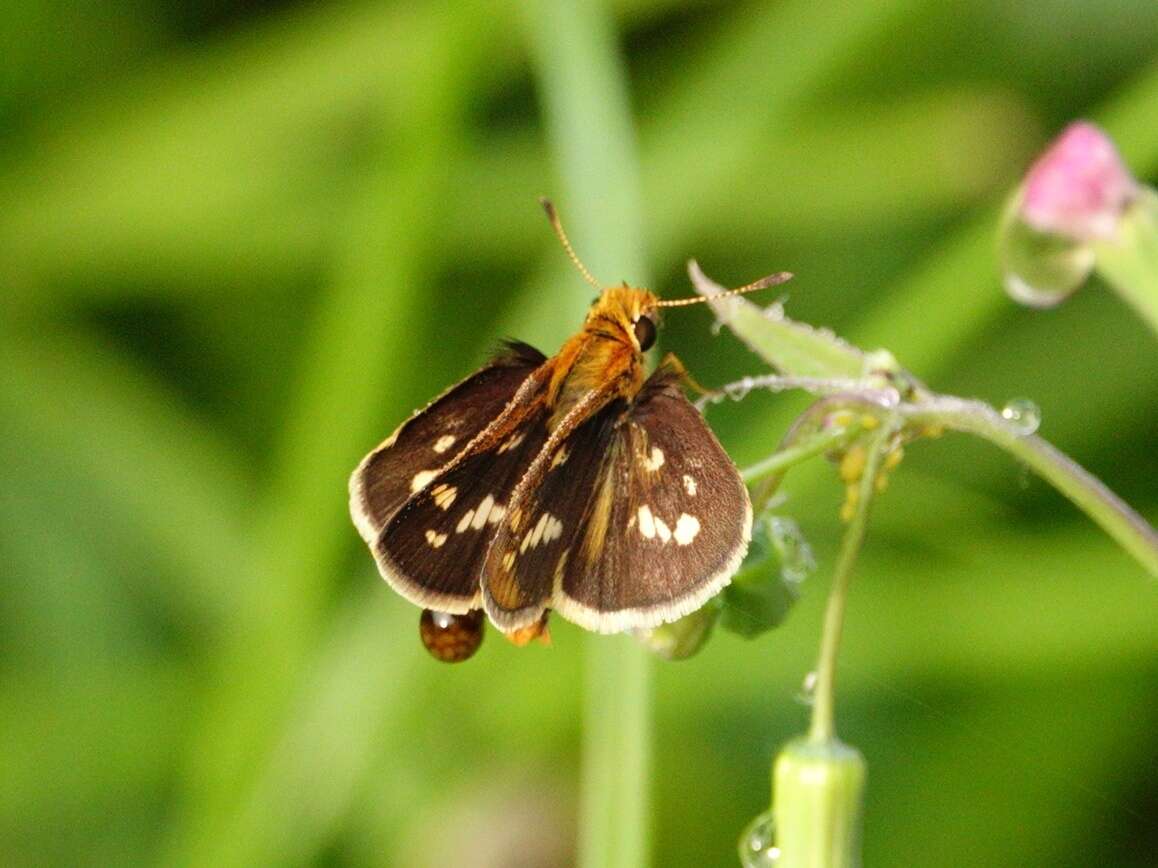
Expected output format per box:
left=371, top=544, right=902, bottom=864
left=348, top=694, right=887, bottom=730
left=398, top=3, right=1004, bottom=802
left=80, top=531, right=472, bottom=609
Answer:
left=690, top=260, right=866, bottom=379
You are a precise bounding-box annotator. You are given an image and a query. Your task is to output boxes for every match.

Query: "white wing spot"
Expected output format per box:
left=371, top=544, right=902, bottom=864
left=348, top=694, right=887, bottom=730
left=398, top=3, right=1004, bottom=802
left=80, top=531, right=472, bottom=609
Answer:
left=424, top=529, right=448, bottom=548
left=637, top=505, right=656, bottom=540
left=673, top=513, right=701, bottom=545
left=456, top=510, right=475, bottom=533
left=471, top=495, right=495, bottom=530
left=522, top=512, right=564, bottom=552
left=545, top=514, right=563, bottom=542
left=654, top=515, right=672, bottom=543
left=433, top=434, right=457, bottom=454
left=643, top=446, right=665, bottom=472
left=489, top=503, right=507, bottom=524
left=530, top=513, right=549, bottom=548
left=638, top=504, right=679, bottom=543
left=431, top=484, right=457, bottom=510
left=683, top=474, right=698, bottom=496
left=410, top=470, right=438, bottom=493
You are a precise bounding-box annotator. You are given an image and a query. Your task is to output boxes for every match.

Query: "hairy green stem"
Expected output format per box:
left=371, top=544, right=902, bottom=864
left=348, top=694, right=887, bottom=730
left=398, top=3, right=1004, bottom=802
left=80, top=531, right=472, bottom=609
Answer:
left=740, top=424, right=862, bottom=487
left=906, top=400, right=1158, bottom=577
left=809, top=425, right=892, bottom=743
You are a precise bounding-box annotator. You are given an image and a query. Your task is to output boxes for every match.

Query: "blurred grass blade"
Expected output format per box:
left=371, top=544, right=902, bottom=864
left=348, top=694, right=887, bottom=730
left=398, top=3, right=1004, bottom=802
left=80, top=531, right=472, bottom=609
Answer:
left=165, top=7, right=498, bottom=865
left=0, top=327, right=250, bottom=621
left=525, top=1, right=652, bottom=866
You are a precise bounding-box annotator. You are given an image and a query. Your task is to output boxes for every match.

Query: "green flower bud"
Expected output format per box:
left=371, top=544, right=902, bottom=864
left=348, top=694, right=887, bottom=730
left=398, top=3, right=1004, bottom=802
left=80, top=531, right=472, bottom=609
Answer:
left=771, top=737, right=866, bottom=868
left=634, top=600, right=720, bottom=661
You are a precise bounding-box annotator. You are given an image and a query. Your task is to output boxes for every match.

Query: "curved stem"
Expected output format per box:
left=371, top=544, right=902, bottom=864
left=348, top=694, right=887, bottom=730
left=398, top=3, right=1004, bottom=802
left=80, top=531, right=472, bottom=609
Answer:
left=740, top=424, right=862, bottom=487
left=808, top=424, right=892, bottom=743
left=904, top=399, right=1158, bottom=578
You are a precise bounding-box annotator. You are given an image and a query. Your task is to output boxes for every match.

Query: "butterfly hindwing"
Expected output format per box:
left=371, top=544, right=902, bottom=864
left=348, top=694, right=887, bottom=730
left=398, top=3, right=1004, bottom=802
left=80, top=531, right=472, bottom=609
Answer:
left=483, top=368, right=752, bottom=633
left=349, top=341, right=546, bottom=545
left=557, top=370, right=752, bottom=631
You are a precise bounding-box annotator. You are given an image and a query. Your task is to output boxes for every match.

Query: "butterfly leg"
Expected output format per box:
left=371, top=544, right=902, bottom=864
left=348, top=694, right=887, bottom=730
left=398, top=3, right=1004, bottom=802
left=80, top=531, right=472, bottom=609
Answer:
left=656, top=352, right=718, bottom=400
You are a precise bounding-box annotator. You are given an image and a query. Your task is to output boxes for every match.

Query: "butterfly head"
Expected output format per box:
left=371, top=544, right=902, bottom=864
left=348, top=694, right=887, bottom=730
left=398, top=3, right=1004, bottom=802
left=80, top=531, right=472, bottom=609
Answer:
left=588, top=283, right=661, bottom=352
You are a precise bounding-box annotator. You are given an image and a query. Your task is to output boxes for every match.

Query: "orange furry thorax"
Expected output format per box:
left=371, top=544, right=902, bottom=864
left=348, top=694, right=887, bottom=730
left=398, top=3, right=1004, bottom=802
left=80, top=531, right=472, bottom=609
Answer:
left=545, top=284, right=658, bottom=429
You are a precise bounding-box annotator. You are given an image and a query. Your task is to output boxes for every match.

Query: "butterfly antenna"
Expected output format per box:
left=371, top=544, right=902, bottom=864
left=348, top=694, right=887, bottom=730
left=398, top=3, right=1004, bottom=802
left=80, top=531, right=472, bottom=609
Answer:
left=539, top=198, right=603, bottom=292
left=656, top=270, right=794, bottom=308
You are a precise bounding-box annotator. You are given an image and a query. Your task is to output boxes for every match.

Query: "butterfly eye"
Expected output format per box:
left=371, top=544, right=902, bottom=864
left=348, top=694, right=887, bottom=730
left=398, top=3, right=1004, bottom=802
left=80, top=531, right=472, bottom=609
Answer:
left=419, top=609, right=485, bottom=662
left=633, top=316, right=657, bottom=351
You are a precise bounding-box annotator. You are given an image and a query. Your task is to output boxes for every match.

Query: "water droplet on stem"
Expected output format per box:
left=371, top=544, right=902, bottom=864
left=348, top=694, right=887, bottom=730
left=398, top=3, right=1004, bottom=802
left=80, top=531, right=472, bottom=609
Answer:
left=739, top=810, right=780, bottom=866
left=1001, top=398, right=1041, bottom=436
left=795, top=670, right=818, bottom=707
left=768, top=516, right=815, bottom=585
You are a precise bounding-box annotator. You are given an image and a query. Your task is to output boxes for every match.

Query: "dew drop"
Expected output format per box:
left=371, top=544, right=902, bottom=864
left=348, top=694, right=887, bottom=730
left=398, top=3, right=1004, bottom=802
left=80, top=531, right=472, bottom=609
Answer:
left=1000, top=398, right=1041, bottom=436
left=768, top=516, right=816, bottom=585
left=795, top=670, right=818, bottom=707
left=998, top=199, right=1095, bottom=308
left=738, top=810, right=780, bottom=867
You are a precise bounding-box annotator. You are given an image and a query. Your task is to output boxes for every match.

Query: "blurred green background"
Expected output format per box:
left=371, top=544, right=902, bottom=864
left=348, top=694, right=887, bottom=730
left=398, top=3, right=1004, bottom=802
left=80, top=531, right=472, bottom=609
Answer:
left=3, top=1, right=1157, bottom=866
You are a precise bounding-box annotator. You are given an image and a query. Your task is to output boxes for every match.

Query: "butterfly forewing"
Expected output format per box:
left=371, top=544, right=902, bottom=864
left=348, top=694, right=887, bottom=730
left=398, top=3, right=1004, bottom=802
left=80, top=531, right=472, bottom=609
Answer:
left=372, top=388, right=553, bottom=613
left=349, top=341, right=546, bottom=544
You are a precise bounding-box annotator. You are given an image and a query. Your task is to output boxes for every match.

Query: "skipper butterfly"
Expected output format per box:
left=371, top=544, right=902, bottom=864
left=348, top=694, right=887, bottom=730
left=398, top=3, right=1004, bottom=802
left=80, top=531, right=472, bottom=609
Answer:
left=350, top=200, right=790, bottom=661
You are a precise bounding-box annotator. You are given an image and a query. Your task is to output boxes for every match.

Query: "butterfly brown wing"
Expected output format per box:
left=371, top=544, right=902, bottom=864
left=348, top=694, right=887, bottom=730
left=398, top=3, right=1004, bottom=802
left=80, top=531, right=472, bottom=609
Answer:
left=349, top=341, right=546, bottom=545
left=367, top=358, right=557, bottom=614
left=482, top=368, right=752, bottom=633
left=480, top=394, right=624, bottom=631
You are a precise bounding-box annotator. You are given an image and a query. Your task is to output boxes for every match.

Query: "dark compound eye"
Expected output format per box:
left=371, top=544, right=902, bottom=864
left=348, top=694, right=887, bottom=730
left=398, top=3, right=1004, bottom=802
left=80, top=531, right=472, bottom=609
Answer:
left=633, top=315, right=657, bottom=351
left=419, top=609, right=485, bottom=662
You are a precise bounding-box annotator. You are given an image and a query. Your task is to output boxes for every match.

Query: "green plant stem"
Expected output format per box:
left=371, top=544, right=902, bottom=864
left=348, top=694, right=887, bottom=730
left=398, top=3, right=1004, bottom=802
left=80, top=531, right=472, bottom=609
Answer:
left=809, top=426, right=892, bottom=743
left=740, top=424, right=862, bottom=486
left=905, top=399, right=1158, bottom=577
left=525, top=2, right=652, bottom=866
left=578, top=635, right=651, bottom=868
left=1093, top=190, right=1158, bottom=336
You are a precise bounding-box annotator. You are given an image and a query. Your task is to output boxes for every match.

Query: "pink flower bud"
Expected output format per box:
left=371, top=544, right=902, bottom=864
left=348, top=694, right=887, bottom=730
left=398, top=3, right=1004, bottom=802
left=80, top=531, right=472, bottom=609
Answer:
left=1020, top=122, right=1138, bottom=242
